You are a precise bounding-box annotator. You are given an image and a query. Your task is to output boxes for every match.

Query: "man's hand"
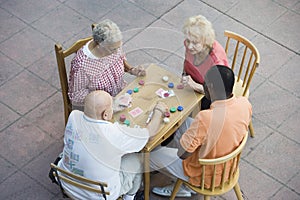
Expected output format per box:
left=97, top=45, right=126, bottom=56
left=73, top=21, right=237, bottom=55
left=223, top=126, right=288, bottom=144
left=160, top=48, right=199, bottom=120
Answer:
left=146, top=101, right=168, bottom=138
left=154, top=101, right=168, bottom=113
left=129, top=65, right=146, bottom=77
left=113, top=93, right=132, bottom=113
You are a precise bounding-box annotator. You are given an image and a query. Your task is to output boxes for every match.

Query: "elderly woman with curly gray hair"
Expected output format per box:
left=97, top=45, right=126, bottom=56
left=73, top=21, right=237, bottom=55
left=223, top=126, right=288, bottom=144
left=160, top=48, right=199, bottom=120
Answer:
left=68, top=19, right=145, bottom=108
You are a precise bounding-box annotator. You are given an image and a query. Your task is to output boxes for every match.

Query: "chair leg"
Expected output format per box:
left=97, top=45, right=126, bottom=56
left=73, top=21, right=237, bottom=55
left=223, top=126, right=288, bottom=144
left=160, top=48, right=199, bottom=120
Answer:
left=170, top=179, right=183, bottom=200
left=204, top=195, right=210, bottom=200
left=249, top=121, right=255, bottom=137
left=233, top=183, right=243, bottom=200
left=144, top=152, right=150, bottom=200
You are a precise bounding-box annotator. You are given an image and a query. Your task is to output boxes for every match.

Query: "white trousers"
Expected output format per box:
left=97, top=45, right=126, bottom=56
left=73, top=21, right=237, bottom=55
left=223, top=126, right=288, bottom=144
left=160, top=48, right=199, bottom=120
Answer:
left=149, top=117, right=194, bottom=182
left=119, top=153, right=143, bottom=195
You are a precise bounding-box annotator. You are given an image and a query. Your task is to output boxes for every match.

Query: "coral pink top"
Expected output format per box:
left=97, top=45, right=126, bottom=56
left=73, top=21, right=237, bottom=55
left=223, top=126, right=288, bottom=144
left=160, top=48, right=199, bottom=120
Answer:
left=184, top=40, right=229, bottom=84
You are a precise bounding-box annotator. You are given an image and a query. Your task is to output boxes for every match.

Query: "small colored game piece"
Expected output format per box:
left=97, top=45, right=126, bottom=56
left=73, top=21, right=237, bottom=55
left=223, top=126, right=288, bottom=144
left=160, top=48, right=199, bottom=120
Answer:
left=164, top=111, right=170, bottom=117
left=162, top=76, right=169, bottom=82
left=177, top=84, right=184, bottom=89
left=124, top=119, right=130, bottom=126
left=163, top=117, right=170, bottom=123
left=170, top=107, right=177, bottom=113
left=177, top=106, right=184, bottom=111
left=127, top=89, right=133, bottom=95
left=168, top=82, right=174, bottom=88
left=133, top=87, right=139, bottom=93
left=163, top=92, right=169, bottom=97
left=138, top=80, right=145, bottom=85
left=119, top=114, right=126, bottom=122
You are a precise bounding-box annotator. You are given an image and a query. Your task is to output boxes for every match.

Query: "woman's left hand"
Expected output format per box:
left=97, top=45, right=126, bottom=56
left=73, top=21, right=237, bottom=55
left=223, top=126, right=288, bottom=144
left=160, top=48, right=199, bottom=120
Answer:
left=181, top=75, right=204, bottom=93
left=130, top=65, right=146, bottom=77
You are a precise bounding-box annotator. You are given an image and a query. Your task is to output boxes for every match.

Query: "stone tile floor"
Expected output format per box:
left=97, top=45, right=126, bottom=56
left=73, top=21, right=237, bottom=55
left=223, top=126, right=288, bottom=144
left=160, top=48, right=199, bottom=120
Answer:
left=0, top=0, right=299, bottom=199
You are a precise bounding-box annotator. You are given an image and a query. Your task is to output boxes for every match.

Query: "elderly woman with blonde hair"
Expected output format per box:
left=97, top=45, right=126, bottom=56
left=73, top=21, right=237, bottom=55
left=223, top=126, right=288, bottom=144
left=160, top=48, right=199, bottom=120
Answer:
left=68, top=19, right=145, bottom=108
left=181, top=15, right=229, bottom=109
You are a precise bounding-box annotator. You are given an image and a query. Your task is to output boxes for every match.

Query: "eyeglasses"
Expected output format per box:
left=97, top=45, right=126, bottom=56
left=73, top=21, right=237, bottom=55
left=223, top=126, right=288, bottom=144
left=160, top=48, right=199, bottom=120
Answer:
left=185, top=38, right=204, bottom=49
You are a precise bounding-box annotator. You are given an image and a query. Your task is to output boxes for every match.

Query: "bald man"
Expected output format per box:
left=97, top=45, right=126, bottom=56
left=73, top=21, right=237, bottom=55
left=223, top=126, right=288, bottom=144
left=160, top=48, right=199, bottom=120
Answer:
left=57, top=90, right=167, bottom=200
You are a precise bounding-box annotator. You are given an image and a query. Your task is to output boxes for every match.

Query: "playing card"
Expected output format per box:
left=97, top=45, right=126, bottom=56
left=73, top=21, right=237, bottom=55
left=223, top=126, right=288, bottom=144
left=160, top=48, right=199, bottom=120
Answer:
left=119, top=94, right=132, bottom=106
left=129, top=107, right=143, bottom=118
left=155, top=88, right=165, bottom=97
left=156, top=88, right=175, bottom=98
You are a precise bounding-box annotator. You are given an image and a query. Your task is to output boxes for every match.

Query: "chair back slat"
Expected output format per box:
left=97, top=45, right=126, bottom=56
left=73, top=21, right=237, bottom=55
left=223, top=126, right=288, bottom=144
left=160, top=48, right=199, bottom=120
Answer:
left=51, top=163, right=107, bottom=186
left=228, top=157, right=237, bottom=184
left=210, top=165, right=217, bottom=192
left=51, top=163, right=110, bottom=198
left=237, top=47, right=247, bottom=82
left=201, top=165, right=205, bottom=191
left=63, top=37, right=92, bottom=57
left=231, top=41, right=240, bottom=71
left=225, top=37, right=230, bottom=55
left=220, top=162, right=227, bottom=189
left=224, top=30, right=260, bottom=98
left=243, top=59, right=257, bottom=96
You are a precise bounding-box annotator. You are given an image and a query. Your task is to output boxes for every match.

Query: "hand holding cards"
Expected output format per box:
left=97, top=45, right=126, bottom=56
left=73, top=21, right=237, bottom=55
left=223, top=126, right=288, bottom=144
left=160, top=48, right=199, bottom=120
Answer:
left=113, top=93, right=132, bottom=113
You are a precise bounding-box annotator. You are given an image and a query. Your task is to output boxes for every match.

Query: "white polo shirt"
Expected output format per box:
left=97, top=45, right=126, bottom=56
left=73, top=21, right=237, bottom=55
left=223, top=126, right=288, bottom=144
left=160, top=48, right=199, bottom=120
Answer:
left=58, top=110, right=149, bottom=200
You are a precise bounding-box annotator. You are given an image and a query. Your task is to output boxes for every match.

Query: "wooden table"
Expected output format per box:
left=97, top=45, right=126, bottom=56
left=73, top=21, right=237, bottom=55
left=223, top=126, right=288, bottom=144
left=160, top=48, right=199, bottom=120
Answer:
left=113, top=64, right=203, bottom=200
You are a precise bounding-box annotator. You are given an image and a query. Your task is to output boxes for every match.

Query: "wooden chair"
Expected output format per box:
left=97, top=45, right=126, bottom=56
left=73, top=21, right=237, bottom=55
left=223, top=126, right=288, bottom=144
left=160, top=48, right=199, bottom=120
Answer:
left=55, top=24, right=133, bottom=125
left=55, top=37, right=92, bottom=125
left=224, top=30, right=260, bottom=137
left=50, top=163, right=110, bottom=200
left=170, top=133, right=248, bottom=200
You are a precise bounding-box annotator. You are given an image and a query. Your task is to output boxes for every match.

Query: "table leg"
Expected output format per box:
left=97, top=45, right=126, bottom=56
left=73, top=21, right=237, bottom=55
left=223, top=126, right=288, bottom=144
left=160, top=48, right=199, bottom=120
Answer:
left=144, top=151, right=150, bottom=200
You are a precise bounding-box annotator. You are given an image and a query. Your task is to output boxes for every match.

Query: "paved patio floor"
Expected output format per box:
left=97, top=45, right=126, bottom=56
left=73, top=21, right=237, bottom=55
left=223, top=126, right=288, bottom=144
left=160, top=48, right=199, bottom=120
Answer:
left=0, top=0, right=299, bottom=199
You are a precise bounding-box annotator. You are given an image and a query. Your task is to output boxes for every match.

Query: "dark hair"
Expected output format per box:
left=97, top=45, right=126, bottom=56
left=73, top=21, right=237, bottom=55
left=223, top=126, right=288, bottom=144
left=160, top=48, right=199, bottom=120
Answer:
left=205, top=65, right=234, bottom=97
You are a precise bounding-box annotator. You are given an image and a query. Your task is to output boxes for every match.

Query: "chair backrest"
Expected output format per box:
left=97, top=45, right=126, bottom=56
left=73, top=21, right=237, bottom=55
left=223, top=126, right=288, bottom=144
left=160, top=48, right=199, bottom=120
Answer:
left=198, top=132, right=248, bottom=192
left=224, top=30, right=260, bottom=97
left=50, top=163, right=109, bottom=199
left=55, top=37, right=92, bottom=125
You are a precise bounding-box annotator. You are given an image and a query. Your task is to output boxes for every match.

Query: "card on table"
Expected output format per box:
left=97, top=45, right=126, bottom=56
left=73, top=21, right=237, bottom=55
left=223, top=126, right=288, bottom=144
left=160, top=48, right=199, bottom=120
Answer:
left=118, top=94, right=132, bottom=107
left=129, top=107, right=143, bottom=118
left=155, top=88, right=165, bottom=97
left=155, top=88, right=175, bottom=98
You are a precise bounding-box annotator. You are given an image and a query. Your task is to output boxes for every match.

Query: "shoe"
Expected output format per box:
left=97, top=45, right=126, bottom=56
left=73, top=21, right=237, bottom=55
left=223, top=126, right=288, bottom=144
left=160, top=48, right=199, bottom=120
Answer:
left=183, top=185, right=197, bottom=195
left=152, top=184, right=191, bottom=197
left=134, top=190, right=144, bottom=200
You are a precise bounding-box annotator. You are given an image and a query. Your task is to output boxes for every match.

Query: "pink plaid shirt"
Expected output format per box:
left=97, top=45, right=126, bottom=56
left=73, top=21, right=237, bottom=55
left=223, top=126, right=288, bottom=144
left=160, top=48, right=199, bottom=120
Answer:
left=68, top=41, right=126, bottom=106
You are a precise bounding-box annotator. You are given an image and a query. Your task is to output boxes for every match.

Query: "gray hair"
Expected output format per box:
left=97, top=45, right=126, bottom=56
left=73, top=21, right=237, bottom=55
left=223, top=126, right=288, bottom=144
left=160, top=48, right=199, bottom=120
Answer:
left=93, top=19, right=122, bottom=44
left=182, top=15, right=215, bottom=48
